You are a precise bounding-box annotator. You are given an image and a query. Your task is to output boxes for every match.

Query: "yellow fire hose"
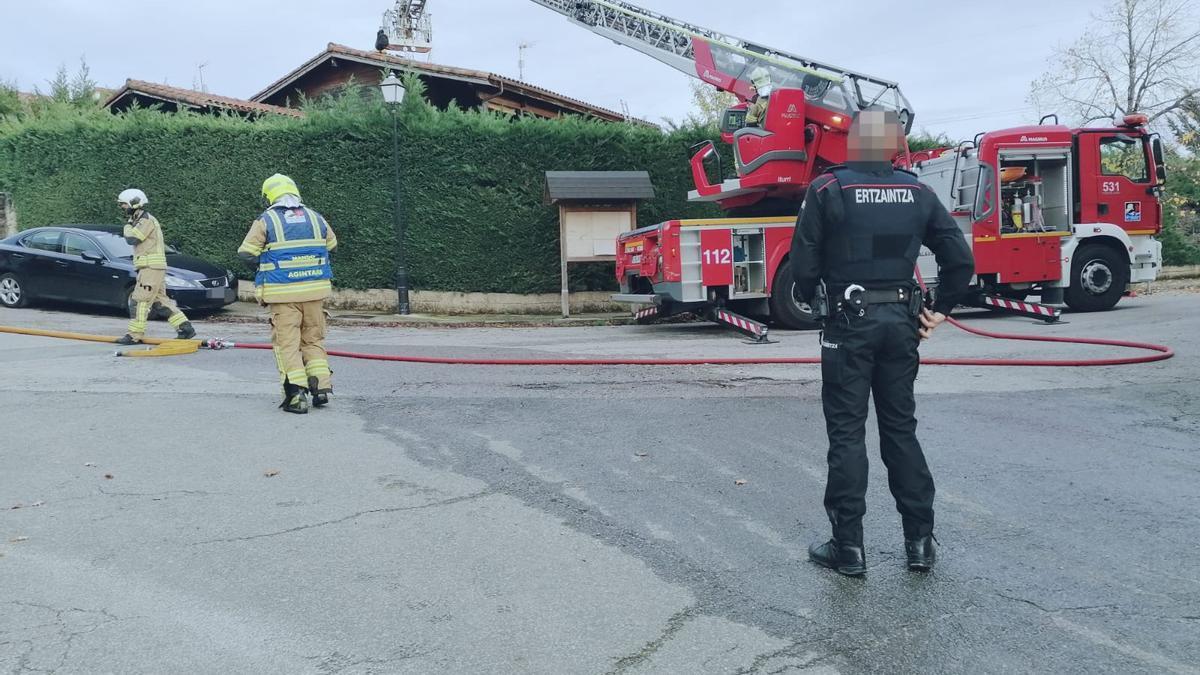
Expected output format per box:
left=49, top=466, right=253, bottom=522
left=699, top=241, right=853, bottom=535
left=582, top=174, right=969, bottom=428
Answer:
left=118, top=339, right=202, bottom=358
left=0, top=325, right=201, bottom=357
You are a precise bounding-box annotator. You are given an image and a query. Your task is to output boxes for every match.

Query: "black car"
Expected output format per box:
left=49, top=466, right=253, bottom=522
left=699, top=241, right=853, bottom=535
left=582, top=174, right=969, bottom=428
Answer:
left=0, top=225, right=238, bottom=313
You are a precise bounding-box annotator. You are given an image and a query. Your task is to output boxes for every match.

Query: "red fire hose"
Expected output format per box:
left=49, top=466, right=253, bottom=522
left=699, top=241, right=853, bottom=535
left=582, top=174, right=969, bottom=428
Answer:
left=216, top=319, right=1173, bottom=367
left=204, top=265, right=1170, bottom=367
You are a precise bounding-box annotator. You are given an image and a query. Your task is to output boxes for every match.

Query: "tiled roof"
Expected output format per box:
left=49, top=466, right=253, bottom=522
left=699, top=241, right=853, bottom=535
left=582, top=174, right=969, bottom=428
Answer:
left=105, top=79, right=304, bottom=118
left=253, top=43, right=655, bottom=127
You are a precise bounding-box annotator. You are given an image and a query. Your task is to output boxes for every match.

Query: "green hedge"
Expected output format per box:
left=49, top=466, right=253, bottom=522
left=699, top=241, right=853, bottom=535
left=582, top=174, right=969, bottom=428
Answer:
left=0, top=100, right=721, bottom=293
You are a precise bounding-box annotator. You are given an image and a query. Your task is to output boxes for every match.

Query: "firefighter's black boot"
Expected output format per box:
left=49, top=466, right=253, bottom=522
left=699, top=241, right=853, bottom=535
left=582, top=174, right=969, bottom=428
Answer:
left=280, top=383, right=309, bottom=415
left=176, top=321, right=196, bottom=340
left=808, top=539, right=866, bottom=577
left=115, top=334, right=141, bottom=346
left=308, top=376, right=330, bottom=408
left=905, top=535, right=937, bottom=572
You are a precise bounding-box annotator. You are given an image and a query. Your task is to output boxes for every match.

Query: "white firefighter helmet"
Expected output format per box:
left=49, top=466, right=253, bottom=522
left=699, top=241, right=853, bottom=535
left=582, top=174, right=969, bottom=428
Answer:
left=117, top=188, right=149, bottom=209
left=750, top=67, right=772, bottom=95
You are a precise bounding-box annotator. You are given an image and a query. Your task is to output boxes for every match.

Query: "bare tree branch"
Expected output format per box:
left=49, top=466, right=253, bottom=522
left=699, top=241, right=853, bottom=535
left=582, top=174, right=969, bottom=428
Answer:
left=1029, top=0, right=1200, bottom=129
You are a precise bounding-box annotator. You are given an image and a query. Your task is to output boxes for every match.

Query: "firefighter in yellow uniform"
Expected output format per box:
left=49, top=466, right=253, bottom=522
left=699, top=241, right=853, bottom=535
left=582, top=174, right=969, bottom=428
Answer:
left=238, top=174, right=338, bottom=414
left=115, top=189, right=196, bottom=345
left=745, top=67, right=773, bottom=128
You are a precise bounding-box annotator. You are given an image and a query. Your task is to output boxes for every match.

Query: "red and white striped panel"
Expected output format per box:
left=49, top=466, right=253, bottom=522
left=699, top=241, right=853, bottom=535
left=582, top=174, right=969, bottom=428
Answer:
left=983, top=296, right=1061, bottom=318
left=715, top=310, right=767, bottom=337
left=635, top=307, right=659, bottom=320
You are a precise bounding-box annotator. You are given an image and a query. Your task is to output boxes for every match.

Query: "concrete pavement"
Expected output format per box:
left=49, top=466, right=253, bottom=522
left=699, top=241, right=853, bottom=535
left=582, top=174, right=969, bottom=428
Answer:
left=0, top=291, right=1198, bottom=674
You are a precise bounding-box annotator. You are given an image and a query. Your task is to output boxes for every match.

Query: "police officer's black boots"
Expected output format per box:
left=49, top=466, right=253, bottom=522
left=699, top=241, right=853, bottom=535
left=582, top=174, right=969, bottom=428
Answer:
left=905, top=535, right=937, bottom=572
left=808, top=539, right=867, bottom=577
left=280, top=383, right=309, bottom=415
left=176, top=321, right=196, bottom=340
left=308, top=376, right=330, bottom=408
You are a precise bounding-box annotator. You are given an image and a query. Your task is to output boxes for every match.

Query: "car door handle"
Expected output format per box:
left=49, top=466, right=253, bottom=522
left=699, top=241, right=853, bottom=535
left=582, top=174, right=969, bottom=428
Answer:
left=55, top=260, right=70, bottom=268
left=11, top=253, right=25, bottom=259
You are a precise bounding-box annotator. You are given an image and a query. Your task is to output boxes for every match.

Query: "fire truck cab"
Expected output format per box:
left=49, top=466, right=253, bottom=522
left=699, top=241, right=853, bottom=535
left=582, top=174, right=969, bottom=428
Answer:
left=912, top=114, right=1166, bottom=312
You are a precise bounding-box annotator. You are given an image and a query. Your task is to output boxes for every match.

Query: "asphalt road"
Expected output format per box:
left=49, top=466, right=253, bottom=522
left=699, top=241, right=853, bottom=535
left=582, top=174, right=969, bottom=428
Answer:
left=1, top=293, right=1198, bottom=674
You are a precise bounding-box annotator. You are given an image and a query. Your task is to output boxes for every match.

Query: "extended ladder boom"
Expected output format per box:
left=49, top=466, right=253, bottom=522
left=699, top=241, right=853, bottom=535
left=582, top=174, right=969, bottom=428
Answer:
left=528, top=0, right=912, bottom=123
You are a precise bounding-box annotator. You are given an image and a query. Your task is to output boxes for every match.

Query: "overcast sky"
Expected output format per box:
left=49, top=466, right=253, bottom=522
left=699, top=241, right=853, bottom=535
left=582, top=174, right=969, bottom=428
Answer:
left=3, top=0, right=1106, bottom=140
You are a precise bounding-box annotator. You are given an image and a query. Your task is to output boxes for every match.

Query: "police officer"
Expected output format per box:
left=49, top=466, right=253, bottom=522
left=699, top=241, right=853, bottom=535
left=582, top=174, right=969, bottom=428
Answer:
left=238, top=174, right=338, bottom=414
left=745, top=67, right=773, bottom=128
left=115, top=189, right=196, bottom=345
left=790, top=110, right=974, bottom=576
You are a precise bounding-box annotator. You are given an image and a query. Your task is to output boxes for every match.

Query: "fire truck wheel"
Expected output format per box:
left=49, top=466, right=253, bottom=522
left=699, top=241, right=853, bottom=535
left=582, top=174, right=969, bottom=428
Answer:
left=770, top=259, right=821, bottom=330
left=1064, top=243, right=1129, bottom=312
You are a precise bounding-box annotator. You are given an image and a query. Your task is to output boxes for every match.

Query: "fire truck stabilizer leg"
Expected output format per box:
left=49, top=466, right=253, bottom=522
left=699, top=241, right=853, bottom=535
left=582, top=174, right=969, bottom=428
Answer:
left=708, top=308, right=772, bottom=343
left=976, top=295, right=1062, bottom=324
left=634, top=305, right=661, bottom=325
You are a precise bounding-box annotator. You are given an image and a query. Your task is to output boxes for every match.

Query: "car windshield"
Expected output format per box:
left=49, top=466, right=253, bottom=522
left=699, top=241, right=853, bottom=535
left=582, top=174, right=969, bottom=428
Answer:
left=91, top=230, right=178, bottom=258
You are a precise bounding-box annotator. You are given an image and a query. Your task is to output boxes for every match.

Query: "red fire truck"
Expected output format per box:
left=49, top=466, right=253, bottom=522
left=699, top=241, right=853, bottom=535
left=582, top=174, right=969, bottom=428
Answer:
left=532, top=1, right=1166, bottom=337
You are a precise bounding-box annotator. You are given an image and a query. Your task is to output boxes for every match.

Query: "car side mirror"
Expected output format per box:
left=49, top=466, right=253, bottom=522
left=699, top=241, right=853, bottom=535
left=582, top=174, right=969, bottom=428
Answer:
left=81, top=251, right=104, bottom=263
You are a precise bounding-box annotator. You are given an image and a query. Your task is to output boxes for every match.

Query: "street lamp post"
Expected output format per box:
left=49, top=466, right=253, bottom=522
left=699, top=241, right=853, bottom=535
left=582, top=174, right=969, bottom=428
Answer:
left=380, top=73, right=410, bottom=315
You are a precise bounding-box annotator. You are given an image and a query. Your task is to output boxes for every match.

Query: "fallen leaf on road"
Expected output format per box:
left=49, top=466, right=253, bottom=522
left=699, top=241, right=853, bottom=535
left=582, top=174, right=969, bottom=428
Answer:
left=9, top=536, right=29, bottom=543
left=84, top=462, right=97, bottom=468
left=264, top=470, right=280, bottom=478
left=9, top=501, right=44, bottom=510
left=734, top=479, right=748, bottom=486
left=104, top=474, right=114, bottom=480
left=635, top=452, right=649, bottom=458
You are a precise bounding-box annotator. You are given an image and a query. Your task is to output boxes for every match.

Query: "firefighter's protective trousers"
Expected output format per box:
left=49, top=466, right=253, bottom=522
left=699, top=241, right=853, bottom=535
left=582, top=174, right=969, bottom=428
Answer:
left=124, top=212, right=188, bottom=338
left=270, top=300, right=331, bottom=392
left=820, top=302, right=934, bottom=545
left=129, top=269, right=188, bottom=338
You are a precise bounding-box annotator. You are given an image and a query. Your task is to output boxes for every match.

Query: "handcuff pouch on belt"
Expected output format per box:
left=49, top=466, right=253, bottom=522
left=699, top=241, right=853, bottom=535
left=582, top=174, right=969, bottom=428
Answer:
left=834, top=284, right=923, bottom=319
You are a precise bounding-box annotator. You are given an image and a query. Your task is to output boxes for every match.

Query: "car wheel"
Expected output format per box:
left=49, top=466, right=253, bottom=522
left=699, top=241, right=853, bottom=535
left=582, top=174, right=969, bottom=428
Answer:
left=1064, top=244, right=1129, bottom=312
left=0, top=273, right=29, bottom=308
left=769, top=259, right=821, bottom=330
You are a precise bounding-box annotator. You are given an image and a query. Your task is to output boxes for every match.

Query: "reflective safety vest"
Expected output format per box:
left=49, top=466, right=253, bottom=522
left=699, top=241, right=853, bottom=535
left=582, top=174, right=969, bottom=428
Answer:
left=255, top=206, right=333, bottom=302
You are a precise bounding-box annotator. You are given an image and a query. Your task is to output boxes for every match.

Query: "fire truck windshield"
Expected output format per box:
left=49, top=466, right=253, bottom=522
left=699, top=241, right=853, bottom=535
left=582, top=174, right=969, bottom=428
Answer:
left=708, top=44, right=913, bottom=131
left=852, top=78, right=914, bottom=132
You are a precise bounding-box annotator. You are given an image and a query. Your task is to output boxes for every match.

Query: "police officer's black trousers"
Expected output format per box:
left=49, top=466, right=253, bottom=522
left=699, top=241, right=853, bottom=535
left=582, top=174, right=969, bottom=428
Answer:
left=820, top=303, right=935, bottom=545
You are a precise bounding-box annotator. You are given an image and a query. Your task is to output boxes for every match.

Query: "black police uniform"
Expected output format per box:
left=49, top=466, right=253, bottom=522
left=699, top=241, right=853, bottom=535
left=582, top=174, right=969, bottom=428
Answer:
left=790, top=160, right=974, bottom=572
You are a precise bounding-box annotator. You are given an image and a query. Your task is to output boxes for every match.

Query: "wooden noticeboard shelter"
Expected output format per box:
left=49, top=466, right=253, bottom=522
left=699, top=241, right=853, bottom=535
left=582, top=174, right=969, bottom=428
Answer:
left=544, top=171, right=655, bottom=317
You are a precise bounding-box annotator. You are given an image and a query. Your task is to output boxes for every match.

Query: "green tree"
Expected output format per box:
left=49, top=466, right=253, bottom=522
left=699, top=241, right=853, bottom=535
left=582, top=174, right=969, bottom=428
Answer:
left=665, top=81, right=737, bottom=131
left=47, top=64, right=71, bottom=103
left=907, top=132, right=954, bottom=152
left=69, top=58, right=97, bottom=106
left=0, top=81, right=21, bottom=118
left=40, top=58, right=98, bottom=108
left=1158, top=98, right=1200, bottom=264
